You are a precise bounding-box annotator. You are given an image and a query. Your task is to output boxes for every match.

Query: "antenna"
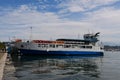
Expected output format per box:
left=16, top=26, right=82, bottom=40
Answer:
left=77, top=34, right=80, bottom=39
left=88, top=29, right=90, bottom=34
left=8, top=36, right=11, bottom=42
left=13, top=36, right=16, bottom=41
left=30, top=26, right=32, bottom=41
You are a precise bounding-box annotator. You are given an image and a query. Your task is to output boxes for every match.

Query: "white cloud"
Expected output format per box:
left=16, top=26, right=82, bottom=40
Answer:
left=0, top=5, right=62, bottom=25
left=0, top=5, right=92, bottom=41
left=86, top=7, right=120, bottom=30
left=58, top=0, right=119, bottom=13
left=68, top=6, right=84, bottom=12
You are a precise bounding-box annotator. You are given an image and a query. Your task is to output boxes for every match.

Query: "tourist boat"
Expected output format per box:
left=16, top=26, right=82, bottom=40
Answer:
left=14, top=32, right=104, bottom=56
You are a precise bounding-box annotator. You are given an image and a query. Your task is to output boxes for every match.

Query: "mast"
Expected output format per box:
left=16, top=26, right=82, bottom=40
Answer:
left=30, top=26, right=32, bottom=41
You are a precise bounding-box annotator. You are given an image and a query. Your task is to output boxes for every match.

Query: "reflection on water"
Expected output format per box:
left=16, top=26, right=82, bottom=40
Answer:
left=4, top=54, right=103, bottom=80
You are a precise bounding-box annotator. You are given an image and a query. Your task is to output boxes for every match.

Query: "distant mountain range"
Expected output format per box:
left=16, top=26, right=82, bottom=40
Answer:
left=104, top=45, right=120, bottom=51
left=103, top=42, right=120, bottom=51
left=103, top=42, right=120, bottom=46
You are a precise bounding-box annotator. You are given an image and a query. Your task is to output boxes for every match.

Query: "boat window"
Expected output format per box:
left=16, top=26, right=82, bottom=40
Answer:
left=49, top=44, right=55, bottom=48
left=21, top=45, right=24, bottom=48
left=42, top=44, right=48, bottom=48
left=100, top=47, right=104, bottom=50
left=38, top=44, right=48, bottom=48
left=86, top=46, right=92, bottom=49
left=42, top=44, right=44, bottom=48
left=64, top=45, right=71, bottom=48
left=56, top=45, right=58, bottom=48
left=38, top=44, right=41, bottom=47
left=58, top=45, right=63, bottom=47
left=45, top=44, right=48, bottom=48
left=81, top=46, right=85, bottom=48
left=72, top=45, right=75, bottom=48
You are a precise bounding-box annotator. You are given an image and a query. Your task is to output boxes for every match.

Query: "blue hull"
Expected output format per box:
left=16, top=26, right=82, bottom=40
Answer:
left=18, top=49, right=104, bottom=56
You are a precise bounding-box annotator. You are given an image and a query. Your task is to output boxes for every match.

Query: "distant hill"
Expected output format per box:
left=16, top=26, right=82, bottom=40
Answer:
left=104, top=45, right=120, bottom=51
left=103, top=42, right=120, bottom=46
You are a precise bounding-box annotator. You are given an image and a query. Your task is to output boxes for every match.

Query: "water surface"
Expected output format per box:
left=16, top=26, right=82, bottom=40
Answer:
left=3, top=51, right=120, bottom=80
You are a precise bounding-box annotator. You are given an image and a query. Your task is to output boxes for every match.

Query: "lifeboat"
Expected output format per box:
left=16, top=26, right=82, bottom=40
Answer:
left=15, top=39, right=22, bottom=42
left=52, top=41, right=64, bottom=44
left=32, top=40, right=52, bottom=43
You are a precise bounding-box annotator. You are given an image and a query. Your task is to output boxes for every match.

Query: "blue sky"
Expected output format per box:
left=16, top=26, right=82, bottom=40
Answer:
left=0, top=0, right=120, bottom=45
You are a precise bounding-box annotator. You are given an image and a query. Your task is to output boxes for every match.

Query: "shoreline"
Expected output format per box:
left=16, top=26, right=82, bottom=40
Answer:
left=0, top=53, right=7, bottom=80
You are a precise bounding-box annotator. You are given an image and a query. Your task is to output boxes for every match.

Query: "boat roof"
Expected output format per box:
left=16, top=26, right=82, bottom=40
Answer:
left=56, top=39, right=90, bottom=42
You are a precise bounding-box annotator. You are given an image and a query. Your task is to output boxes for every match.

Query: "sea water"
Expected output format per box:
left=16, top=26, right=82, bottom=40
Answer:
left=3, top=51, right=120, bottom=80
